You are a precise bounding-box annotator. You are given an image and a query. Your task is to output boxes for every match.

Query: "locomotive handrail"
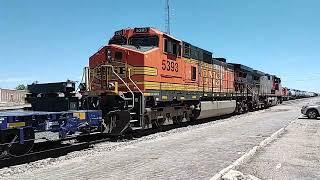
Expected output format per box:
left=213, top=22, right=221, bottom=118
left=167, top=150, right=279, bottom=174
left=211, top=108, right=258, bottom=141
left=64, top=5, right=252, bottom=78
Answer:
left=247, top=84, right=260, bottom=102
left=246, top=85, right=256, bottom=95
left=101, top=65, right=135, bottom=110
left=128, top=68, right=145, bottom=117
left=128, top=68, right=143, bottom=94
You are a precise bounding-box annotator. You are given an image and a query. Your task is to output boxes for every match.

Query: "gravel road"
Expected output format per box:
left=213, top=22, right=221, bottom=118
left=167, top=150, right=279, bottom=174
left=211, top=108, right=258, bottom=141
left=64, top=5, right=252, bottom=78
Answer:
left=1, top=97, right=319, bottom=180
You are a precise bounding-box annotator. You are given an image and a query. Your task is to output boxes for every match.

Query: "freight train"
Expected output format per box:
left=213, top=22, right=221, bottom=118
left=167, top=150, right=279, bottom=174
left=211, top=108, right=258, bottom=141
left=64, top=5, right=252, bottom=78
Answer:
left=84, top=27, right=285, bottom=134
left=0, top=27, right=317, bottom=157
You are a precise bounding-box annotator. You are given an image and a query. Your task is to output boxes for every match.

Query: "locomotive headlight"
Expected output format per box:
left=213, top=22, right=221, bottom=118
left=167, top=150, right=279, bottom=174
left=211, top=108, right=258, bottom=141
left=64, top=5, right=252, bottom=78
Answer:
left=107, top=50, right=112, bottom=62
left=107, top=82, right=115, bottom=90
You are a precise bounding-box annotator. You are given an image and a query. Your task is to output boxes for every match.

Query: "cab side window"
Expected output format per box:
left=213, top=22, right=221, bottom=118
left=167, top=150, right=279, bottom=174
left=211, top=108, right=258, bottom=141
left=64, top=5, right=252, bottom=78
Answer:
left=183, top=43, right=191, bottom=58
left=172, top=43, right=177, bottom=55
left=191, top=66, right=197, bottom=80
left=164, top=38, right=181, bottom=56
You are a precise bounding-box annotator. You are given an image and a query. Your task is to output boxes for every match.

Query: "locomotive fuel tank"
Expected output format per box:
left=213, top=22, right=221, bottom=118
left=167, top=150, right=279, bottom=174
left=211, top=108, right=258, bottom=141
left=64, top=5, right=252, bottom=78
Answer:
left=197, top=100, right=236, bottom=119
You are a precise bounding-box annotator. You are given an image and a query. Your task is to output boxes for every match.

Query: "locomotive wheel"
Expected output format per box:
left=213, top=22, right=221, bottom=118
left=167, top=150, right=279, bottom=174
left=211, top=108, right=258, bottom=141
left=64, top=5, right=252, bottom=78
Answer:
left=247, top=102, right=252, bottom=112
left=7, top=128, right=35, bottom=157
left=191, top=109, right=201, bottom=121
left=238, top=103, right=244, bottom=114
left=173, top=115, right=183, bottom=125
left=152, top=118, right=163, bottom=129
left=0, top=145, right=6, bottom=157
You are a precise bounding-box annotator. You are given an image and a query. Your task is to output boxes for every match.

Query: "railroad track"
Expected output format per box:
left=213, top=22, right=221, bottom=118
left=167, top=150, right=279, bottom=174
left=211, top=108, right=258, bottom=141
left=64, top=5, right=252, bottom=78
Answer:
left=0, top=134, right=112, bottom=168
left=0, top=113, right=234, bottom=168
left=0, top=98, right=311, bottom=168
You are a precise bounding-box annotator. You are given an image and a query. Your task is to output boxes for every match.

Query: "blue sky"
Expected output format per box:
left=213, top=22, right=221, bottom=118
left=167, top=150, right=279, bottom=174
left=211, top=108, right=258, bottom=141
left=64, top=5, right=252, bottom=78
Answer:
left=0, top=0, right=319, bottom=92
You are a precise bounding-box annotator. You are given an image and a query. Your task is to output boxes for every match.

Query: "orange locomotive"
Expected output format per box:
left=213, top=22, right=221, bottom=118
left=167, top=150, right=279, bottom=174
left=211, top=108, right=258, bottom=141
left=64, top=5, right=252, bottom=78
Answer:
left=89, top=27, right=234, bottom=99
left=82, top=27, right=281, bottom=134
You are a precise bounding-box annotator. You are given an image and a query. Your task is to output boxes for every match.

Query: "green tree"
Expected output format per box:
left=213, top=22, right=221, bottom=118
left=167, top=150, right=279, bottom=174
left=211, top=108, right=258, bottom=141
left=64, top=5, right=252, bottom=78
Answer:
left=15, top=84, right=26, bottom=90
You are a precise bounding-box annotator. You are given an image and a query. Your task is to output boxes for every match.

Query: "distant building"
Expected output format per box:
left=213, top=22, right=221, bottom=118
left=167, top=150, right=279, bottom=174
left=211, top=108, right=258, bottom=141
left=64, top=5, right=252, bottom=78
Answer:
left=0, top=88, right=27, bottom=103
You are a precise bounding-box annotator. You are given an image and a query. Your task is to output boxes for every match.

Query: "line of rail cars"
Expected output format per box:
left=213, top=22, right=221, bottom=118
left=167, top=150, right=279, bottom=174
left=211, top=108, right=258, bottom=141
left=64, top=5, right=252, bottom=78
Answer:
left=0, top=27, right=317, bottom=157
left=288, top=89, right=317, bottom=99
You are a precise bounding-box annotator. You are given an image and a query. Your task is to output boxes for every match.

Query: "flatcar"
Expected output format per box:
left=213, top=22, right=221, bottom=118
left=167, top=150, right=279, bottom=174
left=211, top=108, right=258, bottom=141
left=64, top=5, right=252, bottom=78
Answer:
left=0, top=81, right=103, bottom=157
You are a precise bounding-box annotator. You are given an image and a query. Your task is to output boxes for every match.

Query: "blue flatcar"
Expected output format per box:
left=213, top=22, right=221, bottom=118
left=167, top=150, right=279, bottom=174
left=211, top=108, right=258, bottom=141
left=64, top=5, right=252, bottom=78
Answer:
left=0, top=110, right=102, bottom=156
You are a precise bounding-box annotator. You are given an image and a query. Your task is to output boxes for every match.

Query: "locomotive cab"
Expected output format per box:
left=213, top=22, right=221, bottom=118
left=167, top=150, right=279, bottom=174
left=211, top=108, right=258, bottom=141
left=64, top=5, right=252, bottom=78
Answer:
left=85, top=27, right=187, bottom=134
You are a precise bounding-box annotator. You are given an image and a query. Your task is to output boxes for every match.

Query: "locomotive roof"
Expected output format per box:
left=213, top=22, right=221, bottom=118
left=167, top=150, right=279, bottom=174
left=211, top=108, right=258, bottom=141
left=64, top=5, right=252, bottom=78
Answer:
left=214, top=58, right=226, bottom=62
left=229, top=63, right=254, bottom=72
left=253, top=70, right=266, bottom=76
left=226, top=63, right=234, bottom=69
left=212, top=58, right=225, bottom=66
left=163, top=33, right=181, bottom=42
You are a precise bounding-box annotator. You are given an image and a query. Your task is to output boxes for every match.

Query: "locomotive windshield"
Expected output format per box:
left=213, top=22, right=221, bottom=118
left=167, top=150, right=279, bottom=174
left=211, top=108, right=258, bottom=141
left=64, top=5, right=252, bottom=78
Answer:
left=108, top=36, right=127, bottom=45
left=128, top=35, right=159, bottom=47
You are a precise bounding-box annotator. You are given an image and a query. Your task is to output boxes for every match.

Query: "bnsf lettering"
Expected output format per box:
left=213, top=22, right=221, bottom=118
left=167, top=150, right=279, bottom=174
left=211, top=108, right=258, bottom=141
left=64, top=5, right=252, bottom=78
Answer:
left=91, top=66, right=126, bottom=78
left=162, top=60, right=178, bottom=72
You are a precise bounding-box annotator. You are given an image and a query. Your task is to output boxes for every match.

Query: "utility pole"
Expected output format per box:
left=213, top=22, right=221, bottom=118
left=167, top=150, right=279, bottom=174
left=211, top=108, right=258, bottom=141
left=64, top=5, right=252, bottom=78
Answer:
left=165, top=0, right=171, bottom=34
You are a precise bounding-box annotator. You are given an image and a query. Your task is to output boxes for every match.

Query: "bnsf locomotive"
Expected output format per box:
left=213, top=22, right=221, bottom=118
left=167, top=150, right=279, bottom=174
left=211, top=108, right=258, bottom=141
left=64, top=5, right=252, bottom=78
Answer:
left=82, top=27, right=283, bottom=134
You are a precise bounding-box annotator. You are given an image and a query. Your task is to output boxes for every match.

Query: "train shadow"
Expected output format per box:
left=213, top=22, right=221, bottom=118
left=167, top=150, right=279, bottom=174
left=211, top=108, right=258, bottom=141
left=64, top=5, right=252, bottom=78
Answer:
left=298, top=117, right=320, bottom=120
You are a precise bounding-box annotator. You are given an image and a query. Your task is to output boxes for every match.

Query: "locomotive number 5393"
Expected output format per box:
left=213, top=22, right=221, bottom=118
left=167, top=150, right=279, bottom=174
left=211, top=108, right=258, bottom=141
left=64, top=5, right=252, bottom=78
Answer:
left=162, top=60, right=178, bottom=72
